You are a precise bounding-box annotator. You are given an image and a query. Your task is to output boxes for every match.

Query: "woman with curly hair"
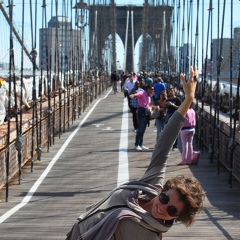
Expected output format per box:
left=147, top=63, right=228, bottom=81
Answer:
left=66, top=66, right=205, bottom=240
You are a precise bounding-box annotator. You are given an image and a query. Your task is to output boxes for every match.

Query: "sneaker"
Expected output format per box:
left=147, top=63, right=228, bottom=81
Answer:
left=172, top=147, right=178, bottom=151
left=135, top=146, right=142, bottom=151
left=133, top=129, right=138, bottom=133
left=141, top=145, right=149, bottom=150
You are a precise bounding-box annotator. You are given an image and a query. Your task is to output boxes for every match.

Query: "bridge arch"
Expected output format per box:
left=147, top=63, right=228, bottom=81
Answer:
left=88, top=3, right=173, bottom=73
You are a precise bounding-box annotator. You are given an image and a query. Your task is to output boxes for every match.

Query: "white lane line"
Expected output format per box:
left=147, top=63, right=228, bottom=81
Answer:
left=0, top=89, right=112, bottom=224
left=117, top=98, right=129, bottom=187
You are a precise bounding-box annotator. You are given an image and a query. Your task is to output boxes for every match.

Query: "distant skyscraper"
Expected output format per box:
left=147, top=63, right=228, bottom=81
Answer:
left=212, top=38, right=231, bottom=80
left=179, top=43, right=195, bottom=74
left=233, top=28, right=240, bottom=79
left=39, top=16, right=80, bottom=72
left=212, top=28, right=240, bottom=81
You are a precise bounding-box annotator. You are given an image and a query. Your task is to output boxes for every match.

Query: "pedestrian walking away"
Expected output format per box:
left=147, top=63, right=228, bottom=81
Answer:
left=111, top=70, right=119, bottom=94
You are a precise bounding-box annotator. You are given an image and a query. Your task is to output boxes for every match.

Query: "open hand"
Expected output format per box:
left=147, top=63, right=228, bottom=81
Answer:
left=180, top=66, right=198, bottom=100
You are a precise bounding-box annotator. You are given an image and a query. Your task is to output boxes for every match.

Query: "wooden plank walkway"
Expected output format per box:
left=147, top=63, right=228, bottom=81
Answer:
left=0, top=88, right=239, bottom=240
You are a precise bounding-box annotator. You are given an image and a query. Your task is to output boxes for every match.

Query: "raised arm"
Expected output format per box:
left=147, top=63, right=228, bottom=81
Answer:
left=138, top=66, right=198, bottom=186
left=178, top=66, right=198, bottom=117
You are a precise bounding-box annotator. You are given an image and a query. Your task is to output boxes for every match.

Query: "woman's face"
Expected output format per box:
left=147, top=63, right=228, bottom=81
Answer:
left=150, top=189, right=184, bottom=220
left=160, top=90, right=167, bottom=100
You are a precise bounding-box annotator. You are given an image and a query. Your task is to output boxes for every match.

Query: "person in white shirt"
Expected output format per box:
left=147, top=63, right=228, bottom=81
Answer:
left=124, top=73, right=136, bottom=109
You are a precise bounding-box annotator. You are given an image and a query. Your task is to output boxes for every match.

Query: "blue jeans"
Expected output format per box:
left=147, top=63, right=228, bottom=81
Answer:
left=165, top=113, right=178, bottom=148
left=135, top=114, right=148, bottom=147
left=155, top=117, right=165, bottom=141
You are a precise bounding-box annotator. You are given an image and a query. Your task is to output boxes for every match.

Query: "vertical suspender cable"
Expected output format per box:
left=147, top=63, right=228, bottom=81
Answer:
left=193, top=0, right=200, bottom=145
left=37, top=0, right=47, bottom=161
left=209, top=0, right=214, bottom=162
left=53, top=0, right=58, bottom=141
left=68, top=0, right=77, bottom=124
left=75, top=0, right=80, bottom=119
left=229, top=0, right=233, bottom=151
left=29, top=0, right=38, bottom=172
left=193, top=0, right=199, bottom=68
left=229, top=0, right=236, bottom=188
left=141, top=1, right=148, bottom=71
left=47, top=0, right=54, bottom=151
left=131, top=10, right=134, bottom=72
left=214, top=0, right=226, bottom=174
left=202, top=0, right=212, bottom=154
left=199, top=0, right=205, bottom=151
left=124, top=10, right=129, bottom=72
left=59, top=1, right=64, bottom=138
left=76, top=0, right=81, bottom=121
left=66, top=2, right=70, bottom=130
left=185, top=0, right=193, bottom=74
left=190, top=0, right=193, bottom=68
left=180, top=0, right=185, bottom=75
left=37, top=1, right=43, bottom=160
left=34, top=1, right=39, bottom=160
left=170, top=0, right=176, bottom=74
left=210, top=0, right=218, bottom=163
left=62, top=1, right=70, bottom=133
left=175, top=0, right=180, bottom=77
left=6, top=0, right=14, bottom=202
left=10, top=10, right=18, bottom=182
left=111, top=1, right=117, bottom=72
left=161, top=9, right=165, bottom=73
left=16, top=0, right=25, bottom=184
left=185, top=0, right=191, bottom=74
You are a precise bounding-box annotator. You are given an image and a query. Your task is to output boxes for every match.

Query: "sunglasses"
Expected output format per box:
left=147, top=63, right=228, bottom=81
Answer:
left=159, top=192, right=179, bottom=217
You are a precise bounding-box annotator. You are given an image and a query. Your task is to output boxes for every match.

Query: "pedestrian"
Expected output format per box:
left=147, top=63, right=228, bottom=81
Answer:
left=165, top=88, right=182, bottom=150
left=144, top=73, right=153, bottom=85
left=178, top=104, right=198, bottom=165
left=129, top=81, right=143, bottom=133
left=130, top=84, right=153, bottom=151
left=120, top=71, right=125, bottom=92
left=153, top=89, right=167, bottom=141
left=66, top=66, right=205, bottom=240
left=154, top=76, right=167, bottom=101
left=124, top=73, right=136, bottom=109
left=111, top=70, right=119, bottom=93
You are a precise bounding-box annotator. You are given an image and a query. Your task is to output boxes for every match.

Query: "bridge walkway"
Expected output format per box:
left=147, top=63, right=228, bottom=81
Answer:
left=0, top=88, right=239, bottom=240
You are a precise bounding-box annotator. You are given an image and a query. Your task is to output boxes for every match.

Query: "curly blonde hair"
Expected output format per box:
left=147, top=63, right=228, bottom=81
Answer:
left=162, top=174, right=205, bottom=227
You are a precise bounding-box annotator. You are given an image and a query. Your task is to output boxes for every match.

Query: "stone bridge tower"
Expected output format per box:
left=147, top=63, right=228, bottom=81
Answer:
left=88, top=2, right=173, bottom=73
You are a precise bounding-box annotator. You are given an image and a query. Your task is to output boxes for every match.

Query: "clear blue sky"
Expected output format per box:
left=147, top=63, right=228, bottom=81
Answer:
left=1, top=0, right=240, bottom=71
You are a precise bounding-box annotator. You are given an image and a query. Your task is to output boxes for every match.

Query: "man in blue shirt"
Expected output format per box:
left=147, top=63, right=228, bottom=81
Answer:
left=154, top=77, right=167, bottom=100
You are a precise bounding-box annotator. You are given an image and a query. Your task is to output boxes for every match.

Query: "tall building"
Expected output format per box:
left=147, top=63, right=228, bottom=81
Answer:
left=212, top=28, right=240, bottom=81
left=233, top=27, right=240, bottom=79
left=179, top=43, right=195, bottom=74
left=212, top=38, right=231, bottom=80
left=39, top=16, right=80, bottom=72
